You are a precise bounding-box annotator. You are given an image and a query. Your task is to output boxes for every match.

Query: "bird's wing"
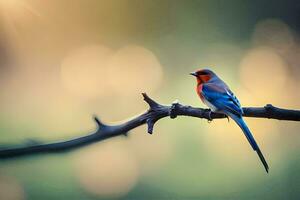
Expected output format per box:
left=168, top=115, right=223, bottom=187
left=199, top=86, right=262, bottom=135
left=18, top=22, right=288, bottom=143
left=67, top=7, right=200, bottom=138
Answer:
left=202, top=83, right=243, bottom=116
left=227, top=89, right=242, bottom=111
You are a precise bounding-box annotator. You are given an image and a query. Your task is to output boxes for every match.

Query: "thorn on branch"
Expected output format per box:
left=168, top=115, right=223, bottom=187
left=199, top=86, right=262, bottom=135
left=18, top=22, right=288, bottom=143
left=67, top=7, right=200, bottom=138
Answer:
left=93, top=115, right=106, bottom=130
left=146, top=118, right=157, bottom=134
left=142, top=93, right=159, bottom=109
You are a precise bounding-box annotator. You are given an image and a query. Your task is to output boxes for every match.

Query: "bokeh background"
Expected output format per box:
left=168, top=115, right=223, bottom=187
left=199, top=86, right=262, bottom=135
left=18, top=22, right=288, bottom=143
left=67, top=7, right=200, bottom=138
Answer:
left=0, top=0, right=300, bottom=199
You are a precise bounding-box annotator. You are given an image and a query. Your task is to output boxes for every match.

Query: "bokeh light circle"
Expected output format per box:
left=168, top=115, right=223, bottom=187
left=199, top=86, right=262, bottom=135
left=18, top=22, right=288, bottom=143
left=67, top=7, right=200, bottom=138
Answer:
left=61, top=45, right=163, bottom=99
left=239, top=47, right=288, bottom=104
left=252, top=19, right=294, bottom=52
left=74, top=141, right=139, bottom=198
left=61, top=45, right=114, bottom=98
left=128, top=127, right=173, bottom=176
left=107, top=45, right=163, bottom=96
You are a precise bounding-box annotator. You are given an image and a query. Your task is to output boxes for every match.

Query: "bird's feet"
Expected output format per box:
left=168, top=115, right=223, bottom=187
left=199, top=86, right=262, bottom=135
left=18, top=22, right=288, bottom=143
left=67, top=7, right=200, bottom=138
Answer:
left=226, top=115, right=230, bottom=122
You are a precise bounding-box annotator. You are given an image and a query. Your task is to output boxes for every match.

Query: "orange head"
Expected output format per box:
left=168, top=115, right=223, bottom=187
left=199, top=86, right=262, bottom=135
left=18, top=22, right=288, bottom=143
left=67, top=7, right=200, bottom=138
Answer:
left=190, top=69, right=214, bottom=84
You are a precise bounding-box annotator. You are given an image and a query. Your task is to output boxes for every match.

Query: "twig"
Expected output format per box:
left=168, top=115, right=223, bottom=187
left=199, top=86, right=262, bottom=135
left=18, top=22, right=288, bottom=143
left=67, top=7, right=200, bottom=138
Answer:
left=0, top=93, right=299, bottom=159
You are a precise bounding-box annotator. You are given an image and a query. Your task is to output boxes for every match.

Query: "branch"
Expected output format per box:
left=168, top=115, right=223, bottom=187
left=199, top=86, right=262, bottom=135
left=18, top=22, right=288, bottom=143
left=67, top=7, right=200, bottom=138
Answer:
left=0, top=93, right=299, bottom=159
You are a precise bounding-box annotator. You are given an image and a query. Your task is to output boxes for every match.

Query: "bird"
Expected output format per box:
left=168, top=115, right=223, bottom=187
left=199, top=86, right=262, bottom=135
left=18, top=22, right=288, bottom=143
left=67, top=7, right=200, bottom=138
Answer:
left=190, top=69, right=269, bottom=173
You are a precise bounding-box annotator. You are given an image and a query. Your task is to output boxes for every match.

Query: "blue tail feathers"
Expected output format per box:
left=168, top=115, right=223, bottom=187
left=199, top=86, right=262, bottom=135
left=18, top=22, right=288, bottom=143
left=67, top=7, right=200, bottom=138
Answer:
left=230, top=114, right=269, bottom=173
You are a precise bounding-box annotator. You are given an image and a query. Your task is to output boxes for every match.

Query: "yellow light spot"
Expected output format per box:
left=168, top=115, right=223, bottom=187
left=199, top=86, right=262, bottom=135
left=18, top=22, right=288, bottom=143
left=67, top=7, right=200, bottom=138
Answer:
left=128, top=127, right=173, bottom=176
left=206, top=119, right=252, bottom=166
left=107, top=45, right=163, bottom=96
left=0, top=0, right=20, bottom=8
left=61, top=45, right=114, bottom=98
left=239, top=47, right=288, bottom=105
left=74, top=140, right=139, bottom=198
left=61, top=45, right=163, bottom=99
left=206, top=116, right=278, bottom=171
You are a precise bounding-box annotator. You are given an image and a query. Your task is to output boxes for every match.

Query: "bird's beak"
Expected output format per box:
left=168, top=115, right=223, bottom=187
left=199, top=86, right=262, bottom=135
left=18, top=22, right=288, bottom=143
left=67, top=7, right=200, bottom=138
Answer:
left=189, top=72, right=197, bottom=77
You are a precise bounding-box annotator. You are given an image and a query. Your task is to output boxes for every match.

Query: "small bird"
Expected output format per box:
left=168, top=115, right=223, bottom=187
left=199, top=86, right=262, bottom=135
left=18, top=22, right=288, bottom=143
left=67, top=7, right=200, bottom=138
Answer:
left=190, top=69, right=269, bottom=173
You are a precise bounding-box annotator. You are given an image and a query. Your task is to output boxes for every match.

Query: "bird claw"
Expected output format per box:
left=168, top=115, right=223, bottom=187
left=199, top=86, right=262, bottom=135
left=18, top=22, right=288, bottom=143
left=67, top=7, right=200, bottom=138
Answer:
left=226, top=115, right=230, bottom=122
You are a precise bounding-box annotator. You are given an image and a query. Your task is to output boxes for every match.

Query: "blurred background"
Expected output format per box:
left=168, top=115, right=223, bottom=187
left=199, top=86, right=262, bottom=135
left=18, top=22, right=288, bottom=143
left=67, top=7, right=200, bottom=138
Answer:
left=0, top=0, right=300, bottom=199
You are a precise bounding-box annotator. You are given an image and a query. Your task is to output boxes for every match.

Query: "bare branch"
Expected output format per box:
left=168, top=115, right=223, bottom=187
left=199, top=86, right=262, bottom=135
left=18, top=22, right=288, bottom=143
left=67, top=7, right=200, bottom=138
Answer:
left=0, top=93, right=299, bottom=159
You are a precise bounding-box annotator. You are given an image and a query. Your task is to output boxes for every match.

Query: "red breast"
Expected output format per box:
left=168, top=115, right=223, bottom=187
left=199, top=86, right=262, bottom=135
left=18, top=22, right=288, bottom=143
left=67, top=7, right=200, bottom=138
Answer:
left=196, top=84, right=205, bottom=102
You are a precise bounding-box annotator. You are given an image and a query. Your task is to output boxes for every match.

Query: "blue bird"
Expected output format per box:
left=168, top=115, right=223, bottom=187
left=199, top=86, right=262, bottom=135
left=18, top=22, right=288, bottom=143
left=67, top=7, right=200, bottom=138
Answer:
left=190, top=69, right=269, bottom=173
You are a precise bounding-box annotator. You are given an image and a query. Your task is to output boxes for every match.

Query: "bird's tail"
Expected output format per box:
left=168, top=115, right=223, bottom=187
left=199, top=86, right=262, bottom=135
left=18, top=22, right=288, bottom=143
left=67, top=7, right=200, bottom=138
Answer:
left=229, top=114, right=269, bottom=173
